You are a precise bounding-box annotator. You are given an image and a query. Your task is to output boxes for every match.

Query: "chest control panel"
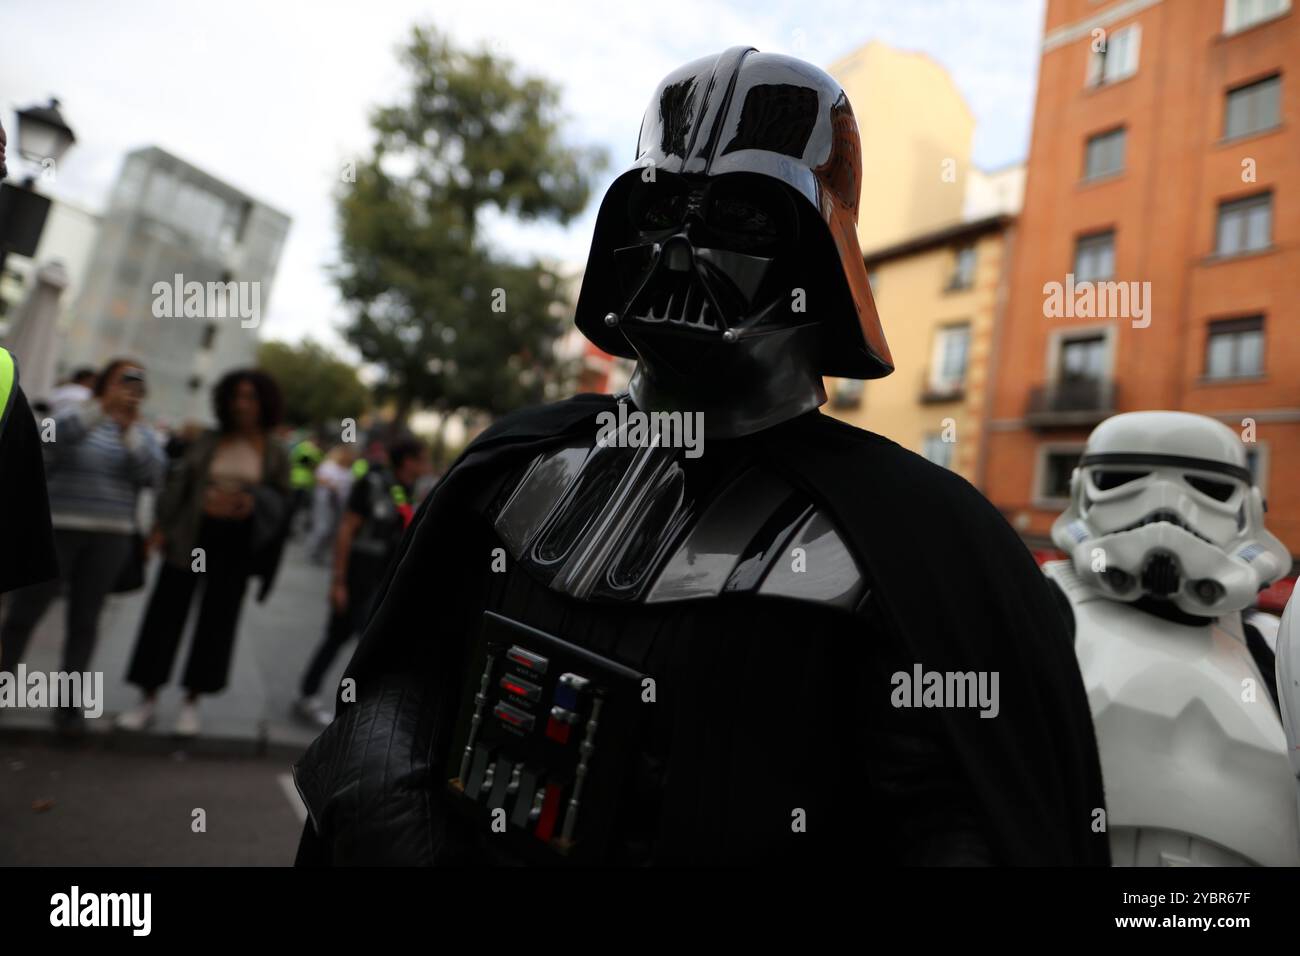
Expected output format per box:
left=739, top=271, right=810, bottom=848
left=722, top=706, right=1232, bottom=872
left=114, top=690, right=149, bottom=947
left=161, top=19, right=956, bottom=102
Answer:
left=444, top=611, right=646, bottom=863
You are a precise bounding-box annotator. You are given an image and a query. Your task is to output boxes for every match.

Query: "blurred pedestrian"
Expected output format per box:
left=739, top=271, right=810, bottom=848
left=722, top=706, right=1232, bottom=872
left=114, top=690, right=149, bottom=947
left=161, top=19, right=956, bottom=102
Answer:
left=48, top=367, right=96, bottom=417
left=116, top=369, right=291, bottom=736
left=164, top=420, right=204, bottom=461
left=0, top=358, right=164, bottom=734
left=0, top=117, right=59, bottom=608
left=288, top=433, right=322, bottom=537
left=294, top=438, right=428, bottom=726
left=0, top=347, right=58, bottom=598
left=306, top=445, right=356, bottom=564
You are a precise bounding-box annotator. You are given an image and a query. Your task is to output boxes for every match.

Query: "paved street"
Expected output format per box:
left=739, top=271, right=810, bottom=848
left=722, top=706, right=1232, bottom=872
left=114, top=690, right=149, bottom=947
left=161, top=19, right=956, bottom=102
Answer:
left=0, top=537, right=347, bottom=754
left=0, top=538, right=341, bottom=865
left=0, top=743, right=304, bottom=865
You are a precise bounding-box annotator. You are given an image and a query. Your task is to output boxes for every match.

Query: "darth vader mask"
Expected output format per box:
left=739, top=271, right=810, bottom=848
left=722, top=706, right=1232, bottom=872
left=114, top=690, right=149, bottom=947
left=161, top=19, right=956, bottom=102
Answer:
left=574, top=46, right=895, bottom=438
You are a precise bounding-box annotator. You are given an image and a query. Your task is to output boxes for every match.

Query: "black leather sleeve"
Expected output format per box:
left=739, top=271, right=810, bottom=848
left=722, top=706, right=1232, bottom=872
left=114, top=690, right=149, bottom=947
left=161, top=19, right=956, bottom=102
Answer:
left=292, top=675, right=441, bottom=866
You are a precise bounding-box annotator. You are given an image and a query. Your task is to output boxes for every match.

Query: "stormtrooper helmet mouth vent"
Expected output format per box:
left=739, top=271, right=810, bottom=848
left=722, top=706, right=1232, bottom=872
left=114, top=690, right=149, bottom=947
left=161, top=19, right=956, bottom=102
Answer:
left=1140, top=550, right=1181, bottom=597
left=1113, top=509, right=1213, bottom=545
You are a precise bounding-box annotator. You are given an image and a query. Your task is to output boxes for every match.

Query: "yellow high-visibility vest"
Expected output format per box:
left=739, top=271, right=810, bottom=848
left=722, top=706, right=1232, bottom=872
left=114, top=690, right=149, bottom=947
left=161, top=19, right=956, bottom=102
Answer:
left=0, top=347, right=16, bottom=435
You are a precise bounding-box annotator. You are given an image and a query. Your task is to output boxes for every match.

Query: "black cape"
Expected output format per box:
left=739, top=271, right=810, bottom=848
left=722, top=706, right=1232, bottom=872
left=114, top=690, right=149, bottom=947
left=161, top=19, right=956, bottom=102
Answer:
left=0, top=376, right=58, bottom=594
left=311, top=394, right=1110, bottom=866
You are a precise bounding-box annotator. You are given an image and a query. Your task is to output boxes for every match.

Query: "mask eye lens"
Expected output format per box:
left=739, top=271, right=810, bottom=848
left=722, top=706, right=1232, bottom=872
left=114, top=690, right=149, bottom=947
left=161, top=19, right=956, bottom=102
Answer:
left=708, top=198, right=776, bottom=243
left=1092, top=470, right=1147, bottom=491
left=637, top=193, right=684, bottom=231
left=1186, top=475, right=1236, bottom=502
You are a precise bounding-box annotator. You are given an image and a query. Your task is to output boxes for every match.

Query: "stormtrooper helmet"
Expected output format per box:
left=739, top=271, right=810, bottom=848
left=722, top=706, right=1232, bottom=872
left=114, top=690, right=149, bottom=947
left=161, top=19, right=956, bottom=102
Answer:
left=1051, top=411, right=1290, bottom=616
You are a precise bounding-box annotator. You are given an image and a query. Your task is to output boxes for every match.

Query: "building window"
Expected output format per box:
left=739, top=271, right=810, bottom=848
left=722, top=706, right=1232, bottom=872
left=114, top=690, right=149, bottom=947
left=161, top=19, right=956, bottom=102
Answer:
left=1058, top=333, right=1108, bottom=383
left=1083, top=128, right=1126, bottom=179
left=1215, top=192, right=1272, bottom=256
left=946, top=246, right=976, bottom=291
left=1205, top=316, right=1264, bottom=379
left=1074, top=230, right=1115, bottom=282
left=1086, top=23, right=1141, bottom=87
left=1224, top=0, right=1290, bottom=34
left=831, top=378, right=864, bottom=409
left=1224, top=75, right=1281, bottom=140
left=922, top=434, right=954, bottom=470
left=928, top=323, right=971, bottom=395
left=1246, top=445, right=1269, bottom=496
left=1039, top=449, right=1083, bottom=501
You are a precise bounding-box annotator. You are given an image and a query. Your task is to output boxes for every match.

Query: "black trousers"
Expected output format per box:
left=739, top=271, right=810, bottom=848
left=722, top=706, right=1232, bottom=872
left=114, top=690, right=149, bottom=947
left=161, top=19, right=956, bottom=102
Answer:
left=0, top=529, right=132, bottom=679
left=298, top=554, right=385, bottom=698
left=126, top=518, right=253, bottom=695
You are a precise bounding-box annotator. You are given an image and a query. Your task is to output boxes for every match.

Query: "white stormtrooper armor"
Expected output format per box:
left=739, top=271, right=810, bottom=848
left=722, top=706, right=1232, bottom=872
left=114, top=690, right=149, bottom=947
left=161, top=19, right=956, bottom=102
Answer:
left=1276, top=595, right=1300, bottom=827
left=1047, top=411, right=1298, bottom=866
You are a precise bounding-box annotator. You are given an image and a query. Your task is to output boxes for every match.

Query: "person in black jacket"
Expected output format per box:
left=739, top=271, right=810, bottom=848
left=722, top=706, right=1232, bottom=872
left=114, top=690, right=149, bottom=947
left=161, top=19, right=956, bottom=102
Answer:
left=293, top=47, right=1109, bottom=866
left=0, top=116, right=59, bottom=606
left=0, top=347, right=58, bottom=599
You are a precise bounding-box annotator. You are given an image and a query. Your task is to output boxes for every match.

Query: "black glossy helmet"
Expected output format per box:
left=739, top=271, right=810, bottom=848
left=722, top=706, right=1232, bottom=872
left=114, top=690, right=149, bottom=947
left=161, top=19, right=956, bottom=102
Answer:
left=575, top=46, right=893, bottom=383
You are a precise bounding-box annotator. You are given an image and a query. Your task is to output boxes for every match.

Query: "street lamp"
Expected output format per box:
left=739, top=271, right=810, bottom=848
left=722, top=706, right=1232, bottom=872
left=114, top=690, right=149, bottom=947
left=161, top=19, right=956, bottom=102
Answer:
left=13, top=99, right=77, bottom=169
left=0, top=98, right=77, bottom=302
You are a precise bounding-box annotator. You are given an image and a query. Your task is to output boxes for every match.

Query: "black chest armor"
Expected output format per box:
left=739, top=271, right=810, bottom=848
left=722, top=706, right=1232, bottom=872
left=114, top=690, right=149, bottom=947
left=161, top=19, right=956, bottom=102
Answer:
left=489, top=422, right=867, bottom=609
left=436, top=421, right=884, bottom=865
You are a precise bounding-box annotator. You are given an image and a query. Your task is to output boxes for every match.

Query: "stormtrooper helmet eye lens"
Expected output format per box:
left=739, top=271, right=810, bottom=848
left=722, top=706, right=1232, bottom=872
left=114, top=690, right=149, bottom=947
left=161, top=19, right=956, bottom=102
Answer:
left=1185, top=475, right=1236, bottom=502
left=1092, top=470, right=1147, bottom=491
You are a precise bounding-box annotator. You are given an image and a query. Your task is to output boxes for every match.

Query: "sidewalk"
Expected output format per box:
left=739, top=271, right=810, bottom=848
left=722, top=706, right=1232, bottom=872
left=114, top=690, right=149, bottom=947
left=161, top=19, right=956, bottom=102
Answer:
left=0, top=538, right=348, bottom=760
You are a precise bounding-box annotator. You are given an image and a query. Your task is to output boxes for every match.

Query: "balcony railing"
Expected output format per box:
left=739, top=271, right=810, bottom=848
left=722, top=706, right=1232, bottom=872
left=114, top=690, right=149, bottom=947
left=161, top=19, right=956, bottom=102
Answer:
left=1025, top=378, right=1116, bottom=428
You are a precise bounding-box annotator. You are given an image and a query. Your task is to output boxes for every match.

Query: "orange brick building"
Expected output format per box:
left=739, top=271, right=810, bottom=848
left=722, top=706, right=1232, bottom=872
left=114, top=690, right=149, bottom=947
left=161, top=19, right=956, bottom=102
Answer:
left=984, top=0, right=1300, bottom=558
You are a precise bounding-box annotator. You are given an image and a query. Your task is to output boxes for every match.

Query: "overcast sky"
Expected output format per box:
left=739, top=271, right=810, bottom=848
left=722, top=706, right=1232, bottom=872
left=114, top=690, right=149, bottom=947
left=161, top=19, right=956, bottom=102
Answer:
left=1, top=0, right=1046, bottom=353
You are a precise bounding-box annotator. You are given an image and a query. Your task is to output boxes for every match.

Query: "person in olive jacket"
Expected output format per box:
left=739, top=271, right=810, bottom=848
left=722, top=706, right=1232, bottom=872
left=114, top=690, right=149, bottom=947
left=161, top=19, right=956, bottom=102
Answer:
left=116, top=369, right=291, bottom=737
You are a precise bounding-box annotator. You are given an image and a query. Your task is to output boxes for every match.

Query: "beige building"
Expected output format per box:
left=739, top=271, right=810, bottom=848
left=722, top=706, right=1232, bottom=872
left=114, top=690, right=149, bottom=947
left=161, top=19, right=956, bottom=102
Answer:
left=824, top=41, right=1022, bottom=483
left=826, top=212, right=1016, bottom=483
left=829, top=41, right=976, bottom=251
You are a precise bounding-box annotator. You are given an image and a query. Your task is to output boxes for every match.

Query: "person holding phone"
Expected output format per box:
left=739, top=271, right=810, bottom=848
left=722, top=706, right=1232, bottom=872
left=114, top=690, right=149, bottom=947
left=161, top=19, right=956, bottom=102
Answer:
left=0, top=358, right=164, bottom=734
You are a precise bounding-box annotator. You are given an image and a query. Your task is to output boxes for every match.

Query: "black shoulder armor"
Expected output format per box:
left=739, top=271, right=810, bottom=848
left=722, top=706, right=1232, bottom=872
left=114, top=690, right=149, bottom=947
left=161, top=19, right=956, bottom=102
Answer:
left=487, top=435, right=867, bottom=610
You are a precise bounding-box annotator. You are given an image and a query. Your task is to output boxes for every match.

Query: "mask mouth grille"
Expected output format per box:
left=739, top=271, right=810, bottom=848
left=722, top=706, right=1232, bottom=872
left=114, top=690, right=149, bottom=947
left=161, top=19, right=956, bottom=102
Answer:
left=629, top=269, right=721, bottom=332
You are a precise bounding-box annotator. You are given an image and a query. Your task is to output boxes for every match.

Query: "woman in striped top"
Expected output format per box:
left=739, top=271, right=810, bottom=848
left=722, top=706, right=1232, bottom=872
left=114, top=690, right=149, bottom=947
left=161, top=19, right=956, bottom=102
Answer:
left=0, top=358, right=165, bottom=734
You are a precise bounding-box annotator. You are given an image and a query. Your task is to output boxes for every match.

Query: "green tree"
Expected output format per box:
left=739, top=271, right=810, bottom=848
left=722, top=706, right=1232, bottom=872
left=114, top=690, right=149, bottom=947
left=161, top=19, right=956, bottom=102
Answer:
left=335, top=25, right=602, bottom=425
left=257, top=339, right=370, bottom=429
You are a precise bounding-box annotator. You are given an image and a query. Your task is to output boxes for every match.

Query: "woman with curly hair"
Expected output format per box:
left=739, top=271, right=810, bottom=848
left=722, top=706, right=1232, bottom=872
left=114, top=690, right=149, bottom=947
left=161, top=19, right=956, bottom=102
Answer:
left=117, top=369, right=292, bottom=736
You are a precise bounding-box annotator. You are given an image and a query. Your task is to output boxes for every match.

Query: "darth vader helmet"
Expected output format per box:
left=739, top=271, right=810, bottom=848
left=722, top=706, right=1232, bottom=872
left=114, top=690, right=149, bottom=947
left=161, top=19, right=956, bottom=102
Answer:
left=575, top=46, right=893, bottom=437
left=1052, top=411, right=1290, bottom=617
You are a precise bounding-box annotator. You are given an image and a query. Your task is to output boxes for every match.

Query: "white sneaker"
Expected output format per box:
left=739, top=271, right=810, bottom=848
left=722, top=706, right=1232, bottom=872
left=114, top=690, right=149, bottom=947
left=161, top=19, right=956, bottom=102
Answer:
left=174, top=702, right=200, bottom=737
left=294, top=696, right=333, bottom=729
left=114, top=701, right=156, bottom=732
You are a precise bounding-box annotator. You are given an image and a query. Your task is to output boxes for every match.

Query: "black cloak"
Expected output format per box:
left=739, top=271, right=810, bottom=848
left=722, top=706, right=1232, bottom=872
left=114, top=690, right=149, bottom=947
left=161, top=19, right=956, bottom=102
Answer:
left=295, top=394, right=1110, bottom=866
